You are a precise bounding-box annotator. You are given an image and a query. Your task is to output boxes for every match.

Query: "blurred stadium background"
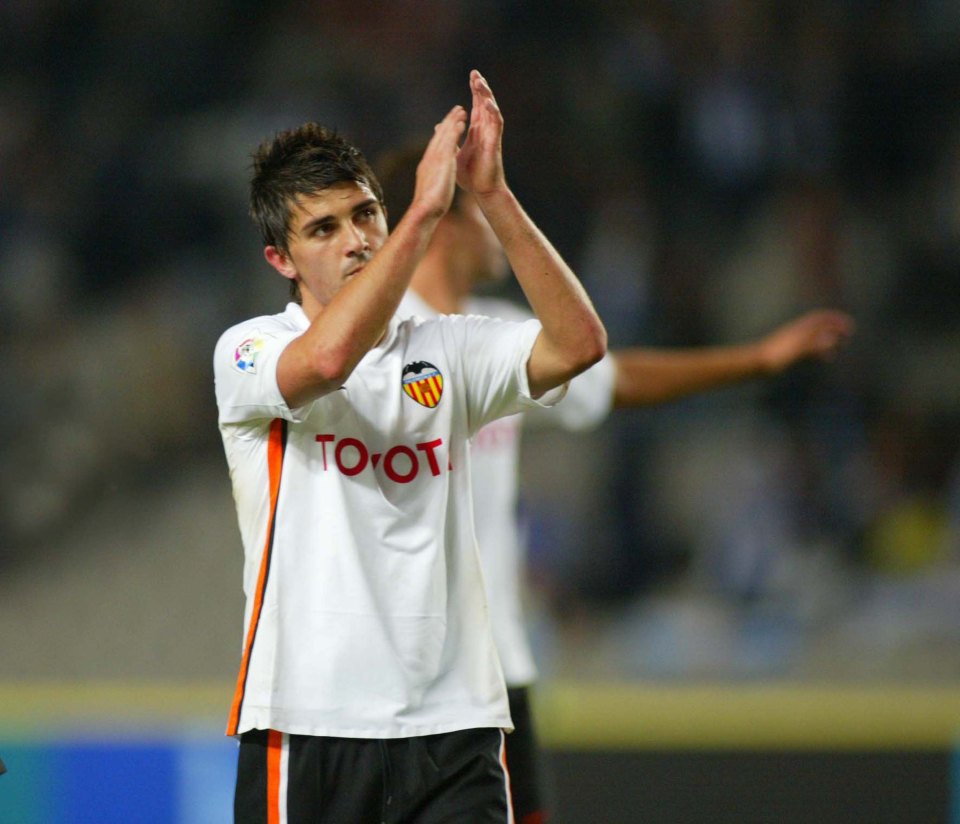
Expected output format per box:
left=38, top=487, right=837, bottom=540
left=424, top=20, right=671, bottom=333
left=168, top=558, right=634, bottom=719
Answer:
left=2, top=1, right=960, bottom=821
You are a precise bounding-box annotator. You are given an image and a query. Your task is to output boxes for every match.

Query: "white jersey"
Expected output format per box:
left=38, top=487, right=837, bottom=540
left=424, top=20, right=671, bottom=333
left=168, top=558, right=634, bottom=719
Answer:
left=398, top=292, right=616, bottom=686
left=215, top=302, right=562, bottom=738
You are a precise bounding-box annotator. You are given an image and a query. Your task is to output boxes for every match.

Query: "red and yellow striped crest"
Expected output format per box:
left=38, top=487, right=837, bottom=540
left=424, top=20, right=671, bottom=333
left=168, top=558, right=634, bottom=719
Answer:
left=402, top=361, right=444, bottom=408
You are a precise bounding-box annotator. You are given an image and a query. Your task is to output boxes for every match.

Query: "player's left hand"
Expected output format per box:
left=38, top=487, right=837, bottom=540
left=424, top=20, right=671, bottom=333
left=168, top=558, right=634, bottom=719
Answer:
left=457, top=70, right=506, bottom=197
left=759, top=309, right=855, bottom=372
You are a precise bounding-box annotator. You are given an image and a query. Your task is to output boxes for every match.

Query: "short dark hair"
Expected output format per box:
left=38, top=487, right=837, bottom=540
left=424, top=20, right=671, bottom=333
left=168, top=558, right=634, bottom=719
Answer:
left=249, top=122, right=385, bottom=254
left=376, top=142, right=469, bottom=233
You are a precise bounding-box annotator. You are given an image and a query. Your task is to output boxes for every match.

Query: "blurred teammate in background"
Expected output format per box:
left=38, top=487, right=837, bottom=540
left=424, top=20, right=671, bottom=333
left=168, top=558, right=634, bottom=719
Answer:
left=377, top=145, right=855, bottom=824
left=214, top=71, right=606, bottom=823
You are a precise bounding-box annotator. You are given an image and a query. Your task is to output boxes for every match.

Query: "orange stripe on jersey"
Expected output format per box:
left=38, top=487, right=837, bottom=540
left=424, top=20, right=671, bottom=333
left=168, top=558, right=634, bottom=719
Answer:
left=226, top=418, right=286, bottom=736
left=500, top=730, right=516, bottom=823
left=267, top=729, right=283, bottom=824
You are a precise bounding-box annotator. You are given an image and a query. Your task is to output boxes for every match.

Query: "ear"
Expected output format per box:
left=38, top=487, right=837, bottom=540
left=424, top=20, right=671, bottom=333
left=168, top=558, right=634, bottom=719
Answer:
left=264, top=246, right=297, bottom=281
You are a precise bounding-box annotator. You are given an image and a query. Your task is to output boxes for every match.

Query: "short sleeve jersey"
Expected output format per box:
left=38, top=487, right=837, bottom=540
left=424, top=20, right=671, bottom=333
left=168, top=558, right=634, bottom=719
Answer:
left=214, top=302, right=557, bottom=738
left=398, top=292, right=616, bottom=686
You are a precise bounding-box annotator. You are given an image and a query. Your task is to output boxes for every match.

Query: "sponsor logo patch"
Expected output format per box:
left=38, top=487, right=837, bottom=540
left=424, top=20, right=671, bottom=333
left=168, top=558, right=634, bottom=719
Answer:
left=402, top=360, right=444, bottom=408
left=234, top=335, right=264, bottom=374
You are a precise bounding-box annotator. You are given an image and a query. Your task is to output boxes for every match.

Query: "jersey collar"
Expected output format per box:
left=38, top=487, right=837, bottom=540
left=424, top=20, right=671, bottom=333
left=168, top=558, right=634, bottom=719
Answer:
left=285, top=301, right=400, bottom=351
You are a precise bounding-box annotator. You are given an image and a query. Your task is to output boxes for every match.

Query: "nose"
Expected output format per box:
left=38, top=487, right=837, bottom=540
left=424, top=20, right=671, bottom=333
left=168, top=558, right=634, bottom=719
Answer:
left=344, top=221, right=369, bottom=257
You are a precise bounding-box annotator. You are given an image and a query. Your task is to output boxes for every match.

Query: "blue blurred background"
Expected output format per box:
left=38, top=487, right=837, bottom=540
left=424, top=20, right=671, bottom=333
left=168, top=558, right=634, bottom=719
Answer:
left=2, top=1, right=960, bottom=821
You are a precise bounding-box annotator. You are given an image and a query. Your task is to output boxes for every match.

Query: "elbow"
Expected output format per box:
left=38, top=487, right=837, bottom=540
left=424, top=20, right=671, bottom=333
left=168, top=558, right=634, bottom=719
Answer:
left=279, top=335, right=359, bottom=408
left=322, top=359, right=355, bottom=389
left=575, top=322, right=607, bottom=373
left=556, top=324, right=606, bottom=383
left=310, top=341, right=356, bottom=388
left=591, top=324, right=609, bottom=365
left=528, top=323, right=607, bottom=399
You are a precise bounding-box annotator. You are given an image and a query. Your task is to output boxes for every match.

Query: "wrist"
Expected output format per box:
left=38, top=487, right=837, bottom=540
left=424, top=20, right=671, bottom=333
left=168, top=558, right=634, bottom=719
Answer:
left=473, top=184, right=512, bottom=205
left=754, top=340, right=780, bottom=375
left=397, top=199, right=447, bottom=237
left=473, top=186, right=518, bottom=228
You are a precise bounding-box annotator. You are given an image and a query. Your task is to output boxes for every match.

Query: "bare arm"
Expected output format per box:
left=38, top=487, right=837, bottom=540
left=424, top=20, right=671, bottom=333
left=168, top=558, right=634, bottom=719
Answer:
left=276, top=106, right=466, bottom=408
left=611, top=309, right=855, bottom=408
left=457, top=70, right=606, bottom=398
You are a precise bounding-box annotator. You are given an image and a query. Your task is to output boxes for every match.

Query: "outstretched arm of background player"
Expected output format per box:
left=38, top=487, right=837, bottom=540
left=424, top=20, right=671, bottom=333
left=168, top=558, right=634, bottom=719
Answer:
left=610, top=309, right=855, bottom=408
left=457, top=70, right=606, bottom=398
left=275, top=107, right=466, bottom=408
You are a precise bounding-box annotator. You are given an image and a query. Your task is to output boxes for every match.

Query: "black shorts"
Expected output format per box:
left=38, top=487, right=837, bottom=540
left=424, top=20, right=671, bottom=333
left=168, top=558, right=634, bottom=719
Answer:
left=505, top=685, right=554, bottom=824
left=235, top=726, right=513, bottom=823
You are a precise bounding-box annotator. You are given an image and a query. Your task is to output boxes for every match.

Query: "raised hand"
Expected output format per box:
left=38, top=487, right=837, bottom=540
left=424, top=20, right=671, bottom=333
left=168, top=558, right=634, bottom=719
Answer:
left=411, top=105, right=468, bottom=220
left=457, top=70, right=506, bottom=196
left=758, top=309, right=855, bottom=373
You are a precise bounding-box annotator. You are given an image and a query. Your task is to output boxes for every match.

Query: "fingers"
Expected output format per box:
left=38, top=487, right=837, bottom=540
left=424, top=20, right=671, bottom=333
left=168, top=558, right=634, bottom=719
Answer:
left=412, top=106, right=467, bottom=216
left=457, top=70, right=506, bottom=194
left=762, top=308, right=855, bottom=371
left=433, top=105, right=467, bottom=143
left=432, top=72, right=499, bottom=149
left=806, top=308, right=855, bottom=330
left=792, top=309, right=855, bottom=338
left=447, top=103, right=468, bottom=126
left=469, top=69, right=501, bottom=120
left=809, top=315, right=854, bottom=361
left=808, top=310, right=856, bottom=349
left=470, top=70, right=496, bottom=102
left=469, top=70, right=482, bottom=126
left=423, top=106, right=466, bottom=165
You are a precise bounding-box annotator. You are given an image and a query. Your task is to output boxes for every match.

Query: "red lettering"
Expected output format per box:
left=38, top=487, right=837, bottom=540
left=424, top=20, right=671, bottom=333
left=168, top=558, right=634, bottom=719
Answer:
left=335, top=437, right=368, bottom=476
left=416, top=438, right=443, bottom=476
left=472, top=418, right=518, bottom=451
left=315, top=434, right=335, bottom=469
left=314, top=434, right=448, bottom=481
left=383, top=445, right=417, bottom=483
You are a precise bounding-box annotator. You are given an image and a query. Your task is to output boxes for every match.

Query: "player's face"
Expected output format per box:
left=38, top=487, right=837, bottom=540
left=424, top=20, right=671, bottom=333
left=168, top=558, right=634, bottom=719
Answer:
left=457, top=195, right=509, bottom=285
left=266, top=181, right=388, bottom=314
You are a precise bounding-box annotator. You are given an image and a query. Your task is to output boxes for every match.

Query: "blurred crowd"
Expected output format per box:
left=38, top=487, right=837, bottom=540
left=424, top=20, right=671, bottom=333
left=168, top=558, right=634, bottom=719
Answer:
left=2, top=0, right=960, bottom=680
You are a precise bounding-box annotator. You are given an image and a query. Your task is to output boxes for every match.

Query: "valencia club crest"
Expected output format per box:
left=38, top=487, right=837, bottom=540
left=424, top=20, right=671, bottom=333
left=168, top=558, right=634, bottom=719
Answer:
left=402, top=361, right=444, bottom=408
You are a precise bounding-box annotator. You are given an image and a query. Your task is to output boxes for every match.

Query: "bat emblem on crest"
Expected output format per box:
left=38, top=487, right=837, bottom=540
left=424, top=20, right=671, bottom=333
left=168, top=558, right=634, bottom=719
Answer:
left=402, top=361, right=444, bottom=408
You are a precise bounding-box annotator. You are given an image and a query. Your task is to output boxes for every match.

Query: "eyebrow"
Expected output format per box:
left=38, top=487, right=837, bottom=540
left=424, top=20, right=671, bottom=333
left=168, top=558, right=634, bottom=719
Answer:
left=298, top=197, right=380, bottom=236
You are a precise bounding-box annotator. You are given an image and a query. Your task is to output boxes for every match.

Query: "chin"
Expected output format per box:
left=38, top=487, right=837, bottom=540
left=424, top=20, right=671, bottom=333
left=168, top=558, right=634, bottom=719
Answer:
left=483, top=267, right=511, bottom=284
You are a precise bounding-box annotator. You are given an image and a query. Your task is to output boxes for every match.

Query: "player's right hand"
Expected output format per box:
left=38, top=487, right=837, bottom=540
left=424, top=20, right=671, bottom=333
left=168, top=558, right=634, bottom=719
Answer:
left=411, top=105, right=467, bottom=222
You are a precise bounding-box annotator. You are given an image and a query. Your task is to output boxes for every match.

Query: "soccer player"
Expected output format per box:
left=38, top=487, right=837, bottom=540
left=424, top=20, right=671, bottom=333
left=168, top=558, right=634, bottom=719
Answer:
left=213, top=71, right=606, bottom=822
left=376, top=146, right=855, bottom=824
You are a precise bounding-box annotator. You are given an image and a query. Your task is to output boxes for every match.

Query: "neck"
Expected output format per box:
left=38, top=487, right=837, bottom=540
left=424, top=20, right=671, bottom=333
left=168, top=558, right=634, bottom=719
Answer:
left=409, top=245, right=472, bottom=314
left=299, top=292, right=322, bottom=322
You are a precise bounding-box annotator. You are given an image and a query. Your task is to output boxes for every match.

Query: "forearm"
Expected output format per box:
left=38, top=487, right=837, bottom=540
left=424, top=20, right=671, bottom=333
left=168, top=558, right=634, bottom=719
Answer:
left=610, top=307, right=857, bottom=408
left=318, top=205, right=442, bottom=353
left=611, top=344, right=766, bottom=408
left=477, top=187, right=606, bottom=394
left=280, top=207, right=442, bottom=405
